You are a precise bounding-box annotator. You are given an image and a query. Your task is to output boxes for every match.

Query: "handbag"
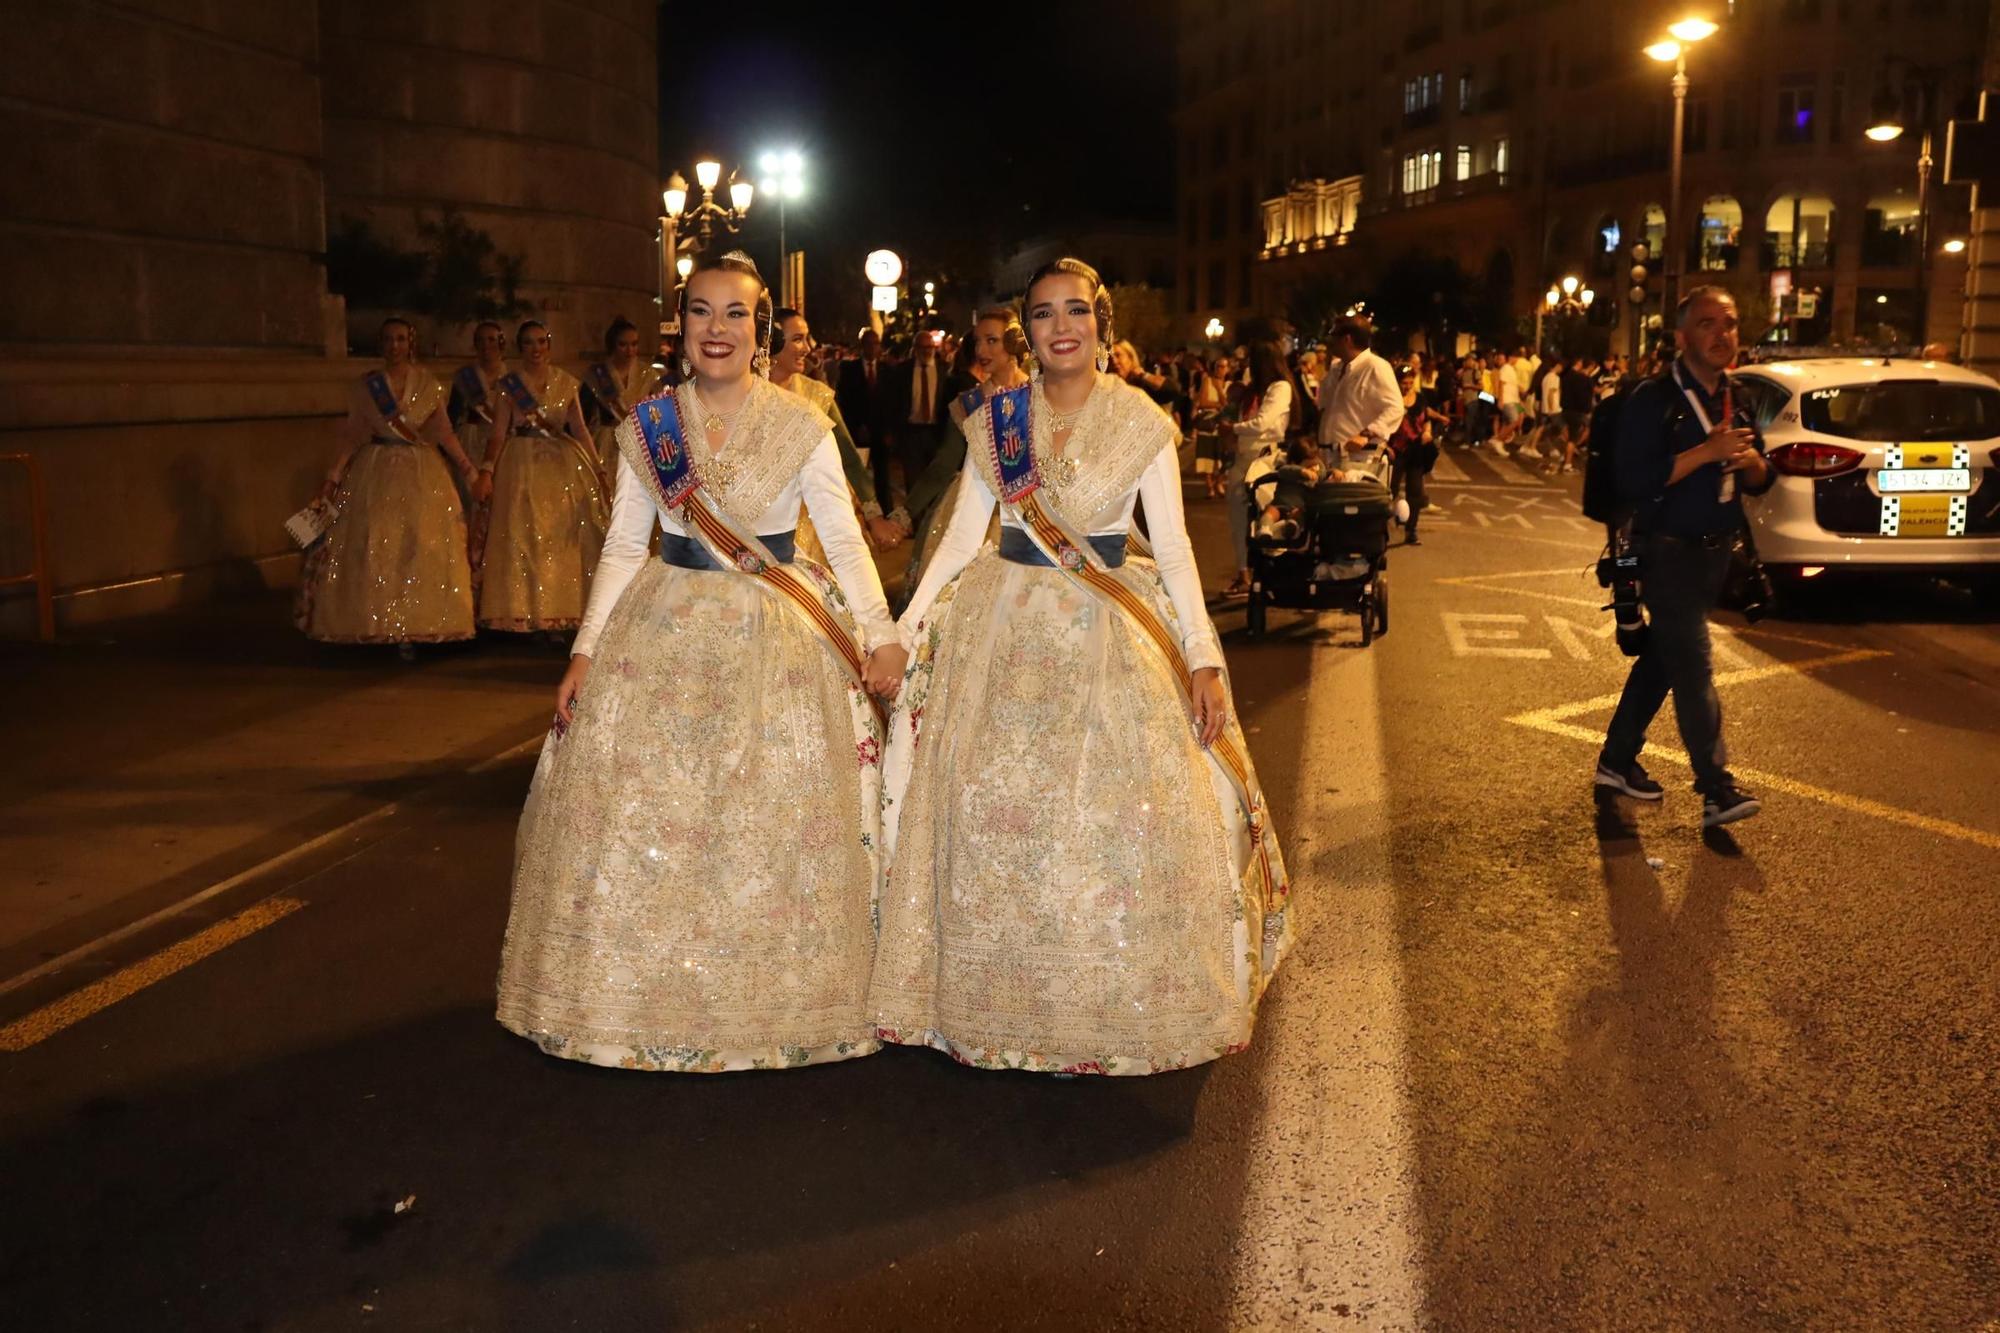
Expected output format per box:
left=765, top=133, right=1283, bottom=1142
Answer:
left=284, top=500, right=335, bottom=549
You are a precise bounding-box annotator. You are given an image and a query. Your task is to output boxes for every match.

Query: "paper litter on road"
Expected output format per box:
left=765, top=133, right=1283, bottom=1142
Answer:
left=393, top=1194, right=416, bottom=1214
left=1646, top=856, right=1665, bottom=870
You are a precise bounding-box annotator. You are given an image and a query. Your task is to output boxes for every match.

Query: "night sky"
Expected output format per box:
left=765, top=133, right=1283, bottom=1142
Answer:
left=656, top=0, right=1175, bottom=325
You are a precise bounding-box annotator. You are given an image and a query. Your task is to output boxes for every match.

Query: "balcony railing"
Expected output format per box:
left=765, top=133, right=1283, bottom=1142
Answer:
left=1402, top=104, right=1441, bottom=130
left=1761, top=238, right=1835, bottom=270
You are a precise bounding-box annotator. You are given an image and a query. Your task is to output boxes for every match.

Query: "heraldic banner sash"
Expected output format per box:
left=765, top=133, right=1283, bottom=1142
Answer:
left=454, top=365, right=493, bottom=423
left=500, top=371, right=611, bottom=501
left=632, top=390, right=886, bottom=731
left=364, top=371, right=424, bottom=445
left=982, top=383, right=1281, bottom=909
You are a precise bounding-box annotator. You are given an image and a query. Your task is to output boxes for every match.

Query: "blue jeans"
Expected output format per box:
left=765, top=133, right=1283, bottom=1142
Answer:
left=1601, top=533, right=1735, bottom=793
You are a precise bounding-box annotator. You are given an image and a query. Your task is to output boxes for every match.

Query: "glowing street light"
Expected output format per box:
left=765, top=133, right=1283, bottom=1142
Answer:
left=1943, top=238, right=1968, bottom=254
left=657, top=161, right=755, bottom=337
left=1645, top=15, right=1720, bottom=314
left=758, top=148, right=808, bottom=306
left=1204, top=317, right=1226, bottom=341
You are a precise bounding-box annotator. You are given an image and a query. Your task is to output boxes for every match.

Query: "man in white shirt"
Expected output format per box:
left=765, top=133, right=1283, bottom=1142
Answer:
left=1316, top=316, right=1405, bottom=479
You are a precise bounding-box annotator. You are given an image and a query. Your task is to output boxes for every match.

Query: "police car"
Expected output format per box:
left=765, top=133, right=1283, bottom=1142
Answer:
left=1728, top=356, right=2000, bottom=586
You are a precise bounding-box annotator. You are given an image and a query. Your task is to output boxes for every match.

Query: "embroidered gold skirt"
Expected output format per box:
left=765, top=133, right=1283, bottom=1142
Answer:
left=496, top=557, right=885, bottom=1072
left=476, top=434, right=606, bottom=632
left=296, top=441, right=474, bottom=644
left=872, top=552, right=1290, bottom=1075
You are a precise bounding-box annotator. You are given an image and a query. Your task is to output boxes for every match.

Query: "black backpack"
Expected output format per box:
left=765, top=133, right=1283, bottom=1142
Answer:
left=1581, top=373, right=1685, bottom=525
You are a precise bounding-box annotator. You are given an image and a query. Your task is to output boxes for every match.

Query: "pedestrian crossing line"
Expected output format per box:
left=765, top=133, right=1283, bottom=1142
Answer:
left=0, top=896, right=306, bottom=1052
left=1435, top=565, right=1601, bottom=610
left=1429, top=450, right=1472, bottom=484
left=1481, top=451, right=1545, bottom=486
left=1505, top=650, right=2000, bottom=853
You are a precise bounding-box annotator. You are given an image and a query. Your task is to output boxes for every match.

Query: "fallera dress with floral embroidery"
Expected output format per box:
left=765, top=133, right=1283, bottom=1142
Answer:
left=495, top=378, right=898, bottom=1071
left=870, top=374, right=1292, bottom=1076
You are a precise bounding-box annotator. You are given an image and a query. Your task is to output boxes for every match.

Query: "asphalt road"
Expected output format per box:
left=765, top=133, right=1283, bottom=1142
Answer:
left=2, top=447, right=1996, bottom=1331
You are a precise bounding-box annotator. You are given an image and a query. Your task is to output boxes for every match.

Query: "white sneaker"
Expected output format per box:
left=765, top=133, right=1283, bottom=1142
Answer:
left=1517, top=445, right=1542, bottom=460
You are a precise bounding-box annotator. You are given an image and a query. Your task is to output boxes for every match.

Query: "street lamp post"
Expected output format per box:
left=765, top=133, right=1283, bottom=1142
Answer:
left=659, top=160, right=755, bottom=348
left=1647, top=18, right=1718, bottom=319
left=1868, top=66, right=1945, bottom=346
left=758, top=150, right=806, bottom=308
left=1539, top=274, right=1595, bottom=355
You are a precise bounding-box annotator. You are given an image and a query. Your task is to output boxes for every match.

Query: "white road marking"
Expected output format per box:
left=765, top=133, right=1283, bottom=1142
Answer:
left=1230, top=642, right=1423, bottom=1329
left=1428, top=450, right=1471, bottom=484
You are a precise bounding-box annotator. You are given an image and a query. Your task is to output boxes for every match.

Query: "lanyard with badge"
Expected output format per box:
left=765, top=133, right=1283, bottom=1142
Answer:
left=1672, top=361, right=1737, bottom=502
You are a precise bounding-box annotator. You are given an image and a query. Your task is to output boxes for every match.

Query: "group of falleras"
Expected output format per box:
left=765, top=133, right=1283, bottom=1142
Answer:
left=310, top=252, right=1291, bottom=1077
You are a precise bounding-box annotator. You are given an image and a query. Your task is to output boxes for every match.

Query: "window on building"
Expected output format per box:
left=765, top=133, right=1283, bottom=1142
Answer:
left=1494, top=136, right=1510, bottom=178
left=1776, top=74, right=1816, bottom=144
left=1456, top=144, right=1472, bottom=181
left=1401, top=148, right=1443, bottom=195
left=1458, top=69, right=1473, bottom=112
left=1209, top=185, right=1226, bottom=240
left=1207, top=259, right=1225, bottom=308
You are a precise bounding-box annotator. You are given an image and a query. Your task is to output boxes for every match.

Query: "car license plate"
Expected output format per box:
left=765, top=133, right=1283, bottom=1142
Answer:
left=1879, top=493, right=1967, bottom=537
left=1878, top=467, right=1970, bottom=493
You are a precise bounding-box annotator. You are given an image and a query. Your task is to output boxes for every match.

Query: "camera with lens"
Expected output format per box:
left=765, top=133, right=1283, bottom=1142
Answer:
left=1730, top=530, right=1777, bottom=623
left=1596, top=530, right=1649, bottom=657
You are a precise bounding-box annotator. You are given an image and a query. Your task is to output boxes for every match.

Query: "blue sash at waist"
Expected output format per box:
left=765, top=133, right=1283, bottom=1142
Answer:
left=659, top=529, right=796, bottom=570
left=998, top=527, right=1127, bottom=569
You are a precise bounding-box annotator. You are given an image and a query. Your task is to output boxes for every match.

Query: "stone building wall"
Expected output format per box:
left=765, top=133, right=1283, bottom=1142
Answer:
left=0, top=0, right=660, bottom=635
left=320, top=0, right=661, bottom=359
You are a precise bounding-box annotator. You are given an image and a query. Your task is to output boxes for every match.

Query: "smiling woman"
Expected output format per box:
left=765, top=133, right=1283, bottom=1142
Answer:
left=495, top=251, right=909, bottom=1073
left=869, top=258, right=1292, bottom=1076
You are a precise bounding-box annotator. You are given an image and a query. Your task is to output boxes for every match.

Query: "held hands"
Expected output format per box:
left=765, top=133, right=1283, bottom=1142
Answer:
left=552, top=654, right=591, bottom=735
left=1190, top=667, right=1227, bottom=748
left=471, top=470, right=495, bottom=505
left=862, top=644, right=909, bottom=701
left=864, top=515, right=906, bottom=550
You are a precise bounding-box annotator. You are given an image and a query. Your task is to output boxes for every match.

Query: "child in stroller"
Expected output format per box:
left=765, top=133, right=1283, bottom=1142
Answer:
left=1243, top=441, right=1394, bottom=643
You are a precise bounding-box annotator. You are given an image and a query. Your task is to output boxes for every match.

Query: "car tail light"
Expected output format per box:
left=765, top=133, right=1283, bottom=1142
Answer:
left=1769, top=441, right=1864, bottom=478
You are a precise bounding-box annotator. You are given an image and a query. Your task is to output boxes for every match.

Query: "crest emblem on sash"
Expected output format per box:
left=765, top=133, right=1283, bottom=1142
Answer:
left=646, top=403, right=678, bottom=467
left=999, top=427, right=1026, bottom=465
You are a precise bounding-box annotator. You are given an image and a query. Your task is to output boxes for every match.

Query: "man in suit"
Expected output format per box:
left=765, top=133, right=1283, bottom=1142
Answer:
left=886, top=327, right=950, bottom=506
left=835, top=328, right=896, bottom=491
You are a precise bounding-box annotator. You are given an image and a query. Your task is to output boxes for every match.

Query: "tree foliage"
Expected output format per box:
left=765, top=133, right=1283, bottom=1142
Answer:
left=326, top=210, right=530, bottom=324
left=1108, top=283, right=1170, bottom=357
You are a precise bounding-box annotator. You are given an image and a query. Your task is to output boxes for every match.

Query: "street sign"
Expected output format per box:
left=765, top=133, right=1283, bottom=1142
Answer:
left=864, top=250, right=903, bottom=286
left=872, top=284, right=898, bottom=313
left=1945, top=117, right=2000, bottom=186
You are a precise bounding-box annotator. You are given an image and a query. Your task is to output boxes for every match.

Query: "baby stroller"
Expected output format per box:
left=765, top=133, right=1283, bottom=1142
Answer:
left=1243, top=457, right=1393, bottom=644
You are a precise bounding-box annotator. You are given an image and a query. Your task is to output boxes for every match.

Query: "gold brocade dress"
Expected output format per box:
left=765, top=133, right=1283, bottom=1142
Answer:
left=297, top=369, right=475, bottom=644
left=871, top=375, right=1291, bottom=1076
left=585, top=358, right=661, bottom=472
left=496, top=378, right=899, bottom=1072
left=476, top=366, right=608, bottom=631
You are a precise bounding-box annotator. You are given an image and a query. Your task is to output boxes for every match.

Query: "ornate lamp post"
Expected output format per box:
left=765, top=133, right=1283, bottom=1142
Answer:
left=658, top=161, right=755, bottom=335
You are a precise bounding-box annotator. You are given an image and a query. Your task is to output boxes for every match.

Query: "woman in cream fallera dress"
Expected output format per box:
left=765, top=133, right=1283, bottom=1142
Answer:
left=582, top=318, right=662, bottom=473
left=496, top=254, right=907, bottom=1072
left=473, top=321, right=608, bottom=633
left=871, top=259, right=1291, bottom=1076
left=297, top=319, right=479, bottom=647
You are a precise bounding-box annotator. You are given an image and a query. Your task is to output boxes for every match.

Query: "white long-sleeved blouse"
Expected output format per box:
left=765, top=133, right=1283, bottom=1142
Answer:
left=1232, top=379, right=1291, bottom=461
left=898, top=438, right=1225, bottom=674
left=573, top=432, right=897, bottom=659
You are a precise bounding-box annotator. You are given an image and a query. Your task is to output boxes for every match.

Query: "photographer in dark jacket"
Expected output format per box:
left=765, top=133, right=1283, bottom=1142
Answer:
left=1596, top=286, right=1773, bottom=829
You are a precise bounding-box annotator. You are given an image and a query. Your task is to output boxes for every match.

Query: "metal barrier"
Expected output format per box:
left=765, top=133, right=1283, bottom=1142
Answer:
left=0, top=453, right=54, bottom=640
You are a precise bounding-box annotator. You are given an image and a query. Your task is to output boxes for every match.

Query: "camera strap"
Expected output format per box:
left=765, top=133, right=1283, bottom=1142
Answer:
left=1671, top=361, right=1737, bottom=502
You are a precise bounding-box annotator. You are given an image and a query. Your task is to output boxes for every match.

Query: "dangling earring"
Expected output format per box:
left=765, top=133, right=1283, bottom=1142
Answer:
left=753, top=346, right=771, bottom=378
left=1094, top=344, right=1110, bottom=374
left=679, top=352, right=693, bottom=380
